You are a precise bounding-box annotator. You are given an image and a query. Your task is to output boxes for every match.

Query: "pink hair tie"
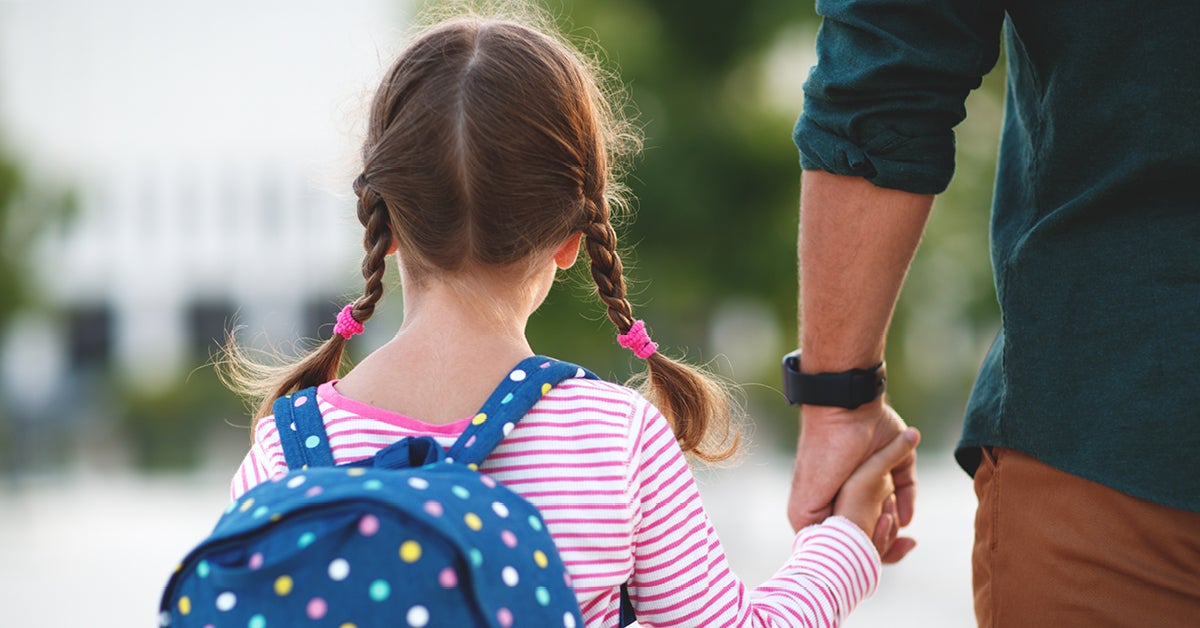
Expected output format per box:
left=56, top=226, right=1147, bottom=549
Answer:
left=617, top=320, right=658, bottom=359
left=333, top=305, right=364, bottom=340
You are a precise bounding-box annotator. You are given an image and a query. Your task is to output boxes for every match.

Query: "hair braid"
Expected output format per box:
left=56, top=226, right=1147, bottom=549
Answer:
left=352, top=173, right=392, bottom=325
left=582, top=208, right=635, bottom=332
left=217, top=174, right=396, bottom=436
left=581, top=195, right=741, bottom=463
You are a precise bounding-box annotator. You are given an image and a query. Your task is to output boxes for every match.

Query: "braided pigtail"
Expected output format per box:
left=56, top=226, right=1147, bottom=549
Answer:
left=220, top=174, right=394, bottom=437
left=351, top=174, right=392, bottom=326
left=582, top=197, right=740, bottom=463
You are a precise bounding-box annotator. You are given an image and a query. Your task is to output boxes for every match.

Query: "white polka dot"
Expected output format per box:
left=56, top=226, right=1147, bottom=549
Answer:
left=408, top=477, right=430, bottom=490
left=328, top=558, right=350, bottom=581
left=407, top=605, right=430, bottom=627
left=509, top=369, right=527, bottom=382
left=575, top=368, right=585, bottom=378
left=287, top=474, right=307, bottom=488
left=215, top=591, right=237, bottom=611
left=503, top=423, right=514, bottom=436
left=502, top=566, right=519, bottom=586
left=492, top=501, right=510, bottom=518
left=563, top=612, right=577, bottom=628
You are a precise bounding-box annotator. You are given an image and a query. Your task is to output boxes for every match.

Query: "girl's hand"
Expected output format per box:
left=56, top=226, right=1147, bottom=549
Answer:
left=833, top=427, right=920, bottom=560
left=788, top=401, right=919, bottom=563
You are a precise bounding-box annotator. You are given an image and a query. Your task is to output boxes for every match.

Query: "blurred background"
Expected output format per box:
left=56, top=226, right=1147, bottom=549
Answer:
left=0, top=0, right=1003, bottom=625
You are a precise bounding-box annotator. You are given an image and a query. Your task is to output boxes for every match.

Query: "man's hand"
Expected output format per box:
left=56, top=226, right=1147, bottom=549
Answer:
left=787, top=400, right=918, bottom=563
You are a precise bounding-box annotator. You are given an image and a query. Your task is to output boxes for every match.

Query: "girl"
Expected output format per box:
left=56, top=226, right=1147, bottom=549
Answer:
left=224, top=5, right=917, bottom=626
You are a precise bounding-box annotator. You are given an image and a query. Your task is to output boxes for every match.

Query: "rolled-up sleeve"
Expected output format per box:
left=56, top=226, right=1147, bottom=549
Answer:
left=795, top=0, right=1005, bottom=194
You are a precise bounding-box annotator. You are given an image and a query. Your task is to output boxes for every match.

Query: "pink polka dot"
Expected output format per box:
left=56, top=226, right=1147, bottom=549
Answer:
left=563, top=572, right=573, bottom=588
left=248, top=552, right=264, bottom=570
left=465, top=435, right=477, bottom=448
left=359, top=514, right=380, bottom=536
left=480, top=475, right=497, bottom=489
left=438, top=567, right=458, bottom=589
left=497, top=608, right=513, bottom=627
left=501, top=530, right=517, bottom=548
left=293, top=396, right=308, bottom=407
left=423, top=500, right=444, bottom=517
left=305, top=486, right=324, bottom=498
left=306, top=597, right=327, bottom=620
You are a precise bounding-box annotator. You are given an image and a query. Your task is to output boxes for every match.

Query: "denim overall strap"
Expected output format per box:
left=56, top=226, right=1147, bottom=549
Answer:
left=446, top=356, right=595, bottom=467
left=272, top=386, right=335, bottom=470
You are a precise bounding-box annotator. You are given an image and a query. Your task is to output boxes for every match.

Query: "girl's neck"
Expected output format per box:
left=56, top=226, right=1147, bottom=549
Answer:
left=333, top=266, right=552, bottom=425
left=391, top=285, right=535, bottom=364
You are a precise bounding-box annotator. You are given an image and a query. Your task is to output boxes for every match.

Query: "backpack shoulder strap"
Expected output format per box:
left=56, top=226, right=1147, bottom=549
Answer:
left=272, top=386, right=335, bottom=470
left=446, top=355, right=596, bottom=467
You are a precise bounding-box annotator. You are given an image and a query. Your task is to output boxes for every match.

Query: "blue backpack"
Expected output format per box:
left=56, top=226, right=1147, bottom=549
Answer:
left=160, top=356, right=598, bottom=628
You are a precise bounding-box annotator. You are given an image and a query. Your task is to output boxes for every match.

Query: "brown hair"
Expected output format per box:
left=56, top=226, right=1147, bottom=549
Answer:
left=221, top=6, right=738, bottom=462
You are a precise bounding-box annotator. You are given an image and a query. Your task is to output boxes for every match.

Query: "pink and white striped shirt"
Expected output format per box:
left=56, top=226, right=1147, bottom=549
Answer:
left=232, top=377, right=880, bottom=627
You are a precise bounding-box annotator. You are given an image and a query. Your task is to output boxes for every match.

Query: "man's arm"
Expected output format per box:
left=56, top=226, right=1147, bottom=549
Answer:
left=788, top=170, right=932, bottom=563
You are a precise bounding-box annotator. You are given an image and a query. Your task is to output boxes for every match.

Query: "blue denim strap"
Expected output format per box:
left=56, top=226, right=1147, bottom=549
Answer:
left=273, top=386, right=335, bottom=470
left=446, top=356, right=595, bottom=467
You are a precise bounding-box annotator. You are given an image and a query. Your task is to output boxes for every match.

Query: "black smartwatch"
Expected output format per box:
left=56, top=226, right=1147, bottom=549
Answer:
left=781, top=350, right=886, bottom=409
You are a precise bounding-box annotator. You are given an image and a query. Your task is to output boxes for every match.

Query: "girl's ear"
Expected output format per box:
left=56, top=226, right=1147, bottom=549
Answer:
left=553, top=232, right=583, bottom=270
left=387, top=238, right=399, bottom=255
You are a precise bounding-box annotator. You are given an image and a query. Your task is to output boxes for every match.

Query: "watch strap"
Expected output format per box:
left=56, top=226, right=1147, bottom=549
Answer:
left=782, top=350, right=886, bottom=409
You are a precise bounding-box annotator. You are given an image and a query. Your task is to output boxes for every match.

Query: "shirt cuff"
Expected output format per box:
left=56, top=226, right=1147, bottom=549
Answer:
left=795, top=115, right=955, bottom=195
left=794, top=515, right=883, bottom=604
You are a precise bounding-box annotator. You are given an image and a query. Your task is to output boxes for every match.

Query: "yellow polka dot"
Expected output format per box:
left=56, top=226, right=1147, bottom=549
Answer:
left=270, top=514, right=282, bottom=523
left=347, top=468, right=367, bottom=477
left=464, top=513, right=483, bottom=531
left=541, top=383, right=552, bottom=395
left=533, top=550, right=548, bottom=568
left=178, top=596, right=191, bottom=615
left=173, top=563, right=182, bottom=574
left=467, top=463, right=479, bottom=471
left=339, top=624, right=358, bottom=628
left=239, top=497, right=255, bottom=512
left=274, top=575, right=294, bottom=596
left=472, top=413, right=487, bottom=425
left=400, top=540, right=422, bottom=563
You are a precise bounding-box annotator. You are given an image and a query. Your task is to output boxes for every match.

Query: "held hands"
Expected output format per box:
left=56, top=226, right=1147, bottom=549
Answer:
left=788, top=401, right=919, bottom=563
left=833, top=427, right=920, bottom=561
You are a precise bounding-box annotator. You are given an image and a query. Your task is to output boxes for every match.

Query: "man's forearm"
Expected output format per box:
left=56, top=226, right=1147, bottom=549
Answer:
left=798, top=170, right=934, bottom=375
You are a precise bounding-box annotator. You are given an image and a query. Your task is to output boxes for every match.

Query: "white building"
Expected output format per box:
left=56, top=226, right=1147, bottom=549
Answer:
left=0, top=0, right=409, bottom=406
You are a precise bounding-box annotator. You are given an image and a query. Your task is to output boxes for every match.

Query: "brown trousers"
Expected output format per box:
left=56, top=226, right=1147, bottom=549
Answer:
left=972, top=447, right=1200, bottom=627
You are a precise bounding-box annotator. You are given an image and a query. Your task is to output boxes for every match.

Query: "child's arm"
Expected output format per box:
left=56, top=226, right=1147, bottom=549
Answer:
left=230, top=414, right=288, bottom=499
left=833, top=428, right=921, bottom=559
left=626, top=400, right=914, bottom=627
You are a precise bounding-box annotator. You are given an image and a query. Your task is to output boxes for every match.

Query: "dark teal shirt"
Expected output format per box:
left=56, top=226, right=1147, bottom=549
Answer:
left=795, top=0, right=1200, bottom=511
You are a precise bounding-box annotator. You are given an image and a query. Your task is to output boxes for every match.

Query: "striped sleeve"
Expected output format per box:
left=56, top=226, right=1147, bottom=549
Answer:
left=230, top=416, right=288, bottom=500
left=627, top=400, right=881, bottom=627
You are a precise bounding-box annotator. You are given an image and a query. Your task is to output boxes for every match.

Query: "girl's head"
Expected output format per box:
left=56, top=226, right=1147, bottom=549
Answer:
left=357, top=16, right=620, bottom=283
left=225, top=7, right=738, bottom=462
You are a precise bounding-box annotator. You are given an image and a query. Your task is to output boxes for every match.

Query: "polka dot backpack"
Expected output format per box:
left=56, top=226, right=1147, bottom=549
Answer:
left=161, top=356, right=595, bottom=628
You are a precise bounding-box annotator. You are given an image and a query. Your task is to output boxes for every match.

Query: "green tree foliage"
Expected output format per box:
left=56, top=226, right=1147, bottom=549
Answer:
left=0, top=138, right=31, bottom=329
left=0, top=135, right=75, bottom=328
left=531, top=1, right=823, bottom=374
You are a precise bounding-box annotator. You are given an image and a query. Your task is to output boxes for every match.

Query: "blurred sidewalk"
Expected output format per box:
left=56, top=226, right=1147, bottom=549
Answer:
left=0, top=450, right=976, bottom=627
